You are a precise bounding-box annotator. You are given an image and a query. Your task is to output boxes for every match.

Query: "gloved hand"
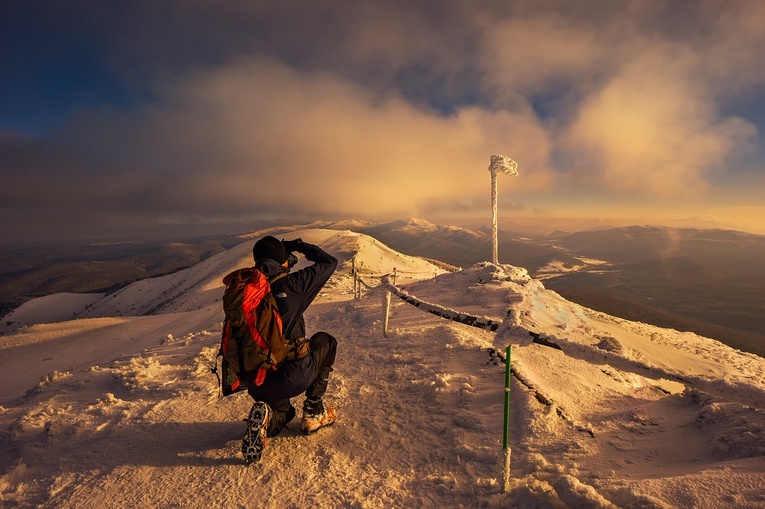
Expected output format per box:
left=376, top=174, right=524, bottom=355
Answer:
left=282, top=238, right=304, bottom=253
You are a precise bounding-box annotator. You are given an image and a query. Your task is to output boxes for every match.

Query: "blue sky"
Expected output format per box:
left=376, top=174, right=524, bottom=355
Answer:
left=2, top=0, right=764, bottom=243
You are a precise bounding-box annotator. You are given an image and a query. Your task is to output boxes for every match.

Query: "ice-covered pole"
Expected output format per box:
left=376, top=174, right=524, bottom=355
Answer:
left=488, top=155, right=519, bottom=265
left=382, top=290, right=391, bottom=337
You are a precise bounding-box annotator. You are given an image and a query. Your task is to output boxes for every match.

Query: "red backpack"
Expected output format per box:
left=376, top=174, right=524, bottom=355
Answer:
left=214, top=267, right=289, bottom=396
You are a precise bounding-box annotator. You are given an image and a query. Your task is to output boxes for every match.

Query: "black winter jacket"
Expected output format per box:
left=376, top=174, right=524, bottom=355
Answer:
left=254, top=241, right=338, bottom=340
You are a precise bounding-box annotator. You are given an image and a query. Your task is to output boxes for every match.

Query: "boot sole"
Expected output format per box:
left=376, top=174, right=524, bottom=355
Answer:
left=242, top=402, right=270, bottom=464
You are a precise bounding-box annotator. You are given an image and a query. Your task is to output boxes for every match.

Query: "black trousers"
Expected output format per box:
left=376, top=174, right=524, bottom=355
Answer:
left=247, top=331, right=337, bottom=437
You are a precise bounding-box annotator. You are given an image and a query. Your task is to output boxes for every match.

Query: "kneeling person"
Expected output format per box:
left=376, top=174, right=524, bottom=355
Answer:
left=241, top=236, right=339, bottom=464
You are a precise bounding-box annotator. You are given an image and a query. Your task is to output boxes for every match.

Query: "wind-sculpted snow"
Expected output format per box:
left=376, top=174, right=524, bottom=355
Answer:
left=1, top=228, right=764, bottom=507
left=402, top=262, right=765, bottom=408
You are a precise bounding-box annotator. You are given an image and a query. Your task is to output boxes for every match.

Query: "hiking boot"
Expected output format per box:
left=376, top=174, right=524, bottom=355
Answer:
left=301, top=398, right=336, bottom=434
left=242, top=402, right=271, bottom=464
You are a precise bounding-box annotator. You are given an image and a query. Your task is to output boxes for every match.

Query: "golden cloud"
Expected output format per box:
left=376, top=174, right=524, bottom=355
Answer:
left=564, top=46, right=756, bottom=196
left=123, top=57, right=557, bottom=219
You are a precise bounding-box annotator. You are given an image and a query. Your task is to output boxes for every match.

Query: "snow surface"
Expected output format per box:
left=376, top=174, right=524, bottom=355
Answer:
left=1, top=227, right=764, bottom=508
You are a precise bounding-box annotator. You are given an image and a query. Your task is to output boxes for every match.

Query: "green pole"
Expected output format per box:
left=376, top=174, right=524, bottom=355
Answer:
left=502, top=344, right=512, bottom=492
left=503, top=344, right=511, bottom=448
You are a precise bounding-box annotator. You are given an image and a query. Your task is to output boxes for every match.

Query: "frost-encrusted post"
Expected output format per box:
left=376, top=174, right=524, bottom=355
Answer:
left=383, top=291, right=391, bottom=337
left=488, top=155, right=519, bottom=265
left=502, top=344, right=512, bottom=493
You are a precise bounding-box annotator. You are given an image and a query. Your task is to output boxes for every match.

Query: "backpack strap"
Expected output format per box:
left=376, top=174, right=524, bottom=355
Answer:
left=268, top=271, right=289, bottom=285
left=234, top=328, right=247, bottom=378
left=264, top=270, right=309, bottom=362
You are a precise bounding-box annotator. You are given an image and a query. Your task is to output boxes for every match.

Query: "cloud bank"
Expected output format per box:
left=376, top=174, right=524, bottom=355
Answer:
left=2, top=0, right=763, bottom=241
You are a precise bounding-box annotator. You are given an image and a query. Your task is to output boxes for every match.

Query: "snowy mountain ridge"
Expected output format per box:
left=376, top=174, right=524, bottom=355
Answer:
left=1, top=228, right=764, bottom=508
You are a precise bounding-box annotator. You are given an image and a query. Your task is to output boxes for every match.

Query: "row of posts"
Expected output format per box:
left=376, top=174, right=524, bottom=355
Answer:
left=352, top=257, right=395, bottom=300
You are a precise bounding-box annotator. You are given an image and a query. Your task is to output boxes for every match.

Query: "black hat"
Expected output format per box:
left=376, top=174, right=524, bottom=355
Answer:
left=252, top=236, right=287, bottom=263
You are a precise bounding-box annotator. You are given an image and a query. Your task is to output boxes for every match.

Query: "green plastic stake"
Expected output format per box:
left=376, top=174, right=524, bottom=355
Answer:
left=502, top=344, right=512, bottom=492
left=503, top=344, right=511, bottom=448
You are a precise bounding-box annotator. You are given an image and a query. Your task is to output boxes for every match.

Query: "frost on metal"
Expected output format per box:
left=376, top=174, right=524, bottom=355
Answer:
left=488, top=154, right=518, bottom=265
left=488, top=154, right=518, bottom=176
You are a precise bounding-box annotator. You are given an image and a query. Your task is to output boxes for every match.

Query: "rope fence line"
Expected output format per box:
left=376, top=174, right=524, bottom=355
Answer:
left=349, top=268, right=544, bottom=344
left=350, top=267, right=505, bottom=332
left=379, top=274, right=503, bottom=334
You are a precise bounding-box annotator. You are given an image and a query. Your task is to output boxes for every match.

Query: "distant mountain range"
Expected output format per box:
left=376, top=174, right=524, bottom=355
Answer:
left=2, top=218, right=764, bottom=357
left=0, top=235, right=243, bottom=318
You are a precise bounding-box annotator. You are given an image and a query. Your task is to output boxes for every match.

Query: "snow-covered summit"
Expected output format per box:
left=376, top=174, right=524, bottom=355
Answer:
left=1, top=228, right=763, bottom=507
left=388, top=217, right=441, bottom=231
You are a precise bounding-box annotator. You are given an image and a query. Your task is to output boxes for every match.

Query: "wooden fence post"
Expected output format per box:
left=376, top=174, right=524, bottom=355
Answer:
left=383, top=290, right=391, bottom=337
